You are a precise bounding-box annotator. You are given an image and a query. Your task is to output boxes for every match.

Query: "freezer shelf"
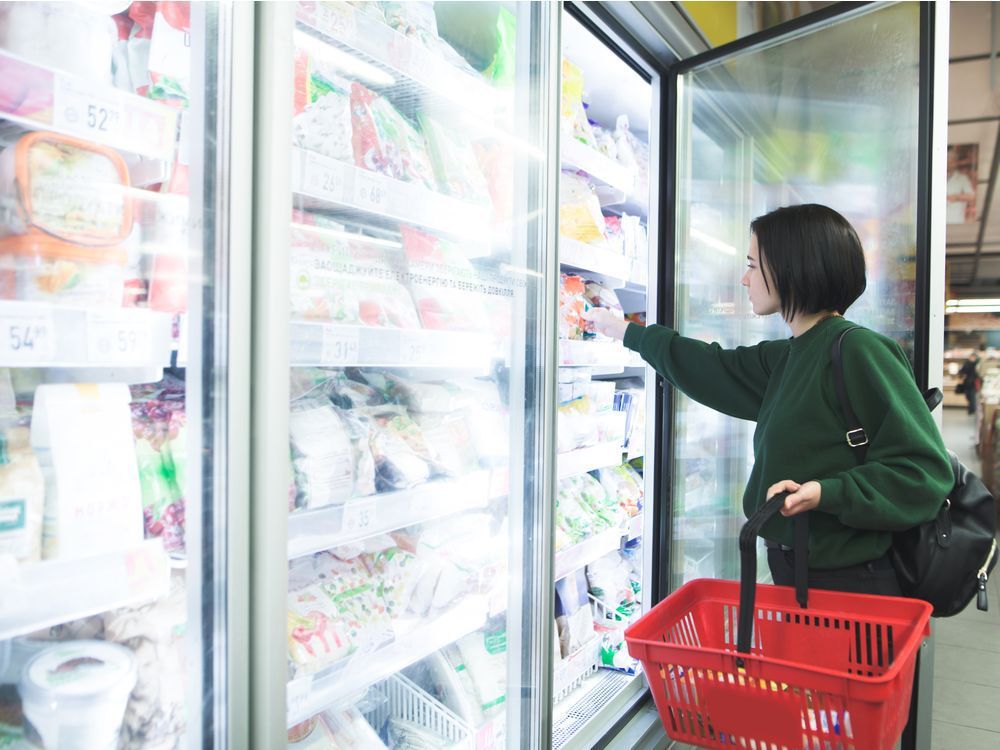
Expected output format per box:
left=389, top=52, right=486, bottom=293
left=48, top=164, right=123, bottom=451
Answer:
left=0, top=539, right=171, bottom=641
left=561, top=139, right=635, bottom=197
left=287, top=471, right=499, bottom=559
left=553, top=637, right=601, bottom=703
left=557, top=442, right=624, bottom=479
left=290, top=320, right=496, bottom=369
left=559, top=236, right=630, bottom=289
left=286, top=594, right=490, bottom=727
left=559, top=339, right=628, bottom=367
left=0, top=49, right=179, bottom=161
left=295, top=1, right=497, bottom=123
left=0, top=302, right=174, bottom=368
left=553, top=528, right=623, bottom=582
left=291, top=146, right=491, bottom=240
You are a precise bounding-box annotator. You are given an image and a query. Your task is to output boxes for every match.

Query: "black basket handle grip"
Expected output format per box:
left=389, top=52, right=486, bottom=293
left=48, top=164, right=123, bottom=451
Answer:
left=736, top=492, right=810, bottom=660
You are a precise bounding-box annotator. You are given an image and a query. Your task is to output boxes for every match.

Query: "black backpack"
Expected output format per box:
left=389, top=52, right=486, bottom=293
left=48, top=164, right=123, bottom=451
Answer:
left=831, top=328, right=999, bottom=617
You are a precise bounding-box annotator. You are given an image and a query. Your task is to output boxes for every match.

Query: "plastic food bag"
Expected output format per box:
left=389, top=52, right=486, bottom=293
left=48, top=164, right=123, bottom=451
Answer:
left=292, top=49, right=353, bottom=163
left=350, top=83, right=436, bottom=190
left=555, top=569, right=594, bottom=658
left=456, top=626, right=507, bottom=717
left=560, top=57, right=595, bottom=147
left=586, top=550, right=635, bottom=620
left=614, top=115, right=650, bottom=201
left=419, top=115, right=490, bottom=203
left=558, top=274, right=591, bottom=341
left=366, top=407, right=436, bottom=491
left=596, top=463, right=643, bottom=518
left=0, top=425, right=44, bottom=564
left=559, top=171, right=607, bottom=247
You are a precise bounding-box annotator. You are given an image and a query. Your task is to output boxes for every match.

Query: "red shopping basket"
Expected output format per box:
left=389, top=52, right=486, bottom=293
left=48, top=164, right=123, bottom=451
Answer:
left=625, top=494, right=932, bottom=750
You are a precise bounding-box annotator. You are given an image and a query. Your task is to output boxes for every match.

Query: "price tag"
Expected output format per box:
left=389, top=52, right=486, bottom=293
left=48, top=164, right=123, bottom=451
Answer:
left=314, top=1, right=358, bottom=39
left=354, top=171, right=389, bottom=212
left=321, top=326, right=360, bottom=365
left=401, top=337, right=431, bottom=364
left=303, top=153, right=347, bottom=203
left=287, top=675, right=313, bottom=717
left=0, top=311, right=55, bottom=364
left=342, top=498, right=377, bottom=535
left=53, top=75, right=125, bottom=141
left=87, top=313, right=152, bottom=364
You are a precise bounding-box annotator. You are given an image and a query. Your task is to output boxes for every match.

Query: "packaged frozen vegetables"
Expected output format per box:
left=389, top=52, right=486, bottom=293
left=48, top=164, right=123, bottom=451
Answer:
left=413, top=411, right=479, bottom=476
left=115, top=2, right=191, bottom=106
left=572, top=472, right=623, bottom=531
left=289, top=398, right=375, bottom=510
left=596, top=464, right=643, bottom=518
left=419, top=115, right=490, bottom=204
left=322, top=707, right=388, bottom=749
left=350, top=82, right=436, bottom=190
left=560, top=58, right=595, bottom=148
left=586, top=550, right=636, bottom=621
left=293, top=49, right=353, bottom=163
left=381, top=2, right=479, bottom=76
left=456, top=626, right=507, bottom=717
left=556, top=480, right=596, bottom=548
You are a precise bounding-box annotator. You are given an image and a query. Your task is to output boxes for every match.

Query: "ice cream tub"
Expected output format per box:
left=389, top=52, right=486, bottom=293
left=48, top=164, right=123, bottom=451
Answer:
left=0, top=234, right=126, bottom=306
left=18, top=640, right=136, bottom=750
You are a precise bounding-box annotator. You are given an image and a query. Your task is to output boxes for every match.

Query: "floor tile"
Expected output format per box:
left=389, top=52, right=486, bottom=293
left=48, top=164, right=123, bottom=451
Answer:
left=934, top=618, right=1000, bottom=654
left=931, top=676, right=1000, bottom=733
left=931, top=719, right=1000, bottom=750
left=933, top=644, right=1000, bottom=687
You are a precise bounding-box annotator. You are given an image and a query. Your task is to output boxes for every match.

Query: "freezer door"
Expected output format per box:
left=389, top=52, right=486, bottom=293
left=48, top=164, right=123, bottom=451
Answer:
left=668, top=3, right=930, bottom=589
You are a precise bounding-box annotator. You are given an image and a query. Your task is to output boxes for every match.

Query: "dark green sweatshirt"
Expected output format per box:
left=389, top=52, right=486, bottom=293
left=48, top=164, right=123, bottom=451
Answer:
left=623, top=315, right=953, bottom=569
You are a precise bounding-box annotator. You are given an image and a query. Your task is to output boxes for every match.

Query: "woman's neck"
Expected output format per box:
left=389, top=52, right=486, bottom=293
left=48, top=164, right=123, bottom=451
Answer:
left=787, top=310, right=840, bottom=338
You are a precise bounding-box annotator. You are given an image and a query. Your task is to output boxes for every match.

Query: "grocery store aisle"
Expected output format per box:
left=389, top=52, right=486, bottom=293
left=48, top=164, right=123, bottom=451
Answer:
left=931, top=408, right=1000, bottom=750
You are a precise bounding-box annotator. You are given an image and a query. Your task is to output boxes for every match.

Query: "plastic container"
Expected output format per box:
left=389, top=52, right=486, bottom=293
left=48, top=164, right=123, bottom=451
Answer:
left=0, top=235, right=126, bottom=306
left=19, top=640, right=137, bottom=750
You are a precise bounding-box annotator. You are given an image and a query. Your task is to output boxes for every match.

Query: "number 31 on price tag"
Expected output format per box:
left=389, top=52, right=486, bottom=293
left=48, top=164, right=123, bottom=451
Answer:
left=342, top=498, right=377, bottom=535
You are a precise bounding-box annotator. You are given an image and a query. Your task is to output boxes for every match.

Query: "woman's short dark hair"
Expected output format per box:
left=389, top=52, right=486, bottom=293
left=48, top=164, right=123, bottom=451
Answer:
left=750, top=204, right=866, bottom=320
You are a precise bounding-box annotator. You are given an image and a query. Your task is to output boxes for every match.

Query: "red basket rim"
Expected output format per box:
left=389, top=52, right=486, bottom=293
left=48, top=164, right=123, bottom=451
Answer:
left=625, top=578, right=932, bottom=685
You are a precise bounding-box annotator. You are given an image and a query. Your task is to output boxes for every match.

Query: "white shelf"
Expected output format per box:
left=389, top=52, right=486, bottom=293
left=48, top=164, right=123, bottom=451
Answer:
left=558, top=339, right=628, bottom=367
left=291, top=147, right=490, bottom=240
left=0, top=539, right=171, bottom=641
left=553, top=637, right=601, bottom=702
left=287, top=471, right=496, bottom=559
left=290, top=321, right=496, bottom=369
left=286, top=595, right=489, bottom=727
left=557, top=442, right=624, bottom=479
left=0, top=50, right=178, bottom=160
left=296, top=1, right=497, bottom=122
left=554, top=528, right=623, bottom=582
left=559, top=237, right=630, bottom=289
left=561, top=139, right=635, bottom=196
left=0, top=302, right=173, bottom=368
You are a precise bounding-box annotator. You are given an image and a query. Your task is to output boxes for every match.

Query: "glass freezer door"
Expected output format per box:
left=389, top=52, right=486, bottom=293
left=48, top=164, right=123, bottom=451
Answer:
left=669, top=3, right=928, bottom=589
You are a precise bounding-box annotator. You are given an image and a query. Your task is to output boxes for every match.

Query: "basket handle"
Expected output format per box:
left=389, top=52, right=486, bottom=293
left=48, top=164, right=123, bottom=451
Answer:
left=736, top=491, right=809, bottom=660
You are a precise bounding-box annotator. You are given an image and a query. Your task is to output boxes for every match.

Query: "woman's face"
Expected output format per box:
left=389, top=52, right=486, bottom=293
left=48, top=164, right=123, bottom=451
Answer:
left=742, top=234, right=781, bottom=317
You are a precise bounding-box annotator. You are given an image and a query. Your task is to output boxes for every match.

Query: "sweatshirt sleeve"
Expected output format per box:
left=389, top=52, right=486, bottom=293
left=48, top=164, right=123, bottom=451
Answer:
left=623, top=323, right=783, bottom=421
left=817, top=332, right=952, bottom=531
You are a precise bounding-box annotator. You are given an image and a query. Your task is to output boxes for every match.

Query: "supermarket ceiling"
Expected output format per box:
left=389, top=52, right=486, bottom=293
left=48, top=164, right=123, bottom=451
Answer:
left=948, top=2, right=1000, bottom=294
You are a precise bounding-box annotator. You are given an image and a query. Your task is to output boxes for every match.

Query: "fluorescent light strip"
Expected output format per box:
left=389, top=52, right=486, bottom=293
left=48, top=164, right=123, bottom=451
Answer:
left=293, top=30, right=395, bottom=87
left=690, top=228, right=737, bottom=256
left=946, top=298, right=1000, bottom=307
left=946, top=306, right=1000, bottom=314
left=290, top=222, right=402, bottom=249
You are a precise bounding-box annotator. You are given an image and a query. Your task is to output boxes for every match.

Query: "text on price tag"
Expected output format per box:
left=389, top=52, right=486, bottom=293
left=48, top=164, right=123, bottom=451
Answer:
left=87, top=313, right=152, bottom=364
left=342, top=498, right=377, bottom=536
left=303, top=153, right=347, bottom=203
left=354, top=171, right=389, bottom=212
left=286, top=675, right=313, bottom=717
left=314, top=0, right=358, bottom=39
left=0, top=311, right=55, bottom=364
left=321, top=326, right=360, bottom=365
left=53, top=75, right=125, bottom=141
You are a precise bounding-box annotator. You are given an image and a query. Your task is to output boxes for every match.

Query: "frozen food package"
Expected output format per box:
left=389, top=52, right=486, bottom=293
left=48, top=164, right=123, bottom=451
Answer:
left=560, top=57, right=595, bottom=147
left=456, top=626, right=507, bottom=717
left=556, top=478, right=596, bottom=547
left=364, top=372, right=472, bottom=414
left=574, top=472, right=621, bottom=531
left=614, top=115, right=650, bottom=200
left=559, top=171, right=607, bottom=247
left=0, top=425, right=44, bottom=565
left=350, top=82, right=437, bottom=190
left=363, top=545, right=424, bottom=620
left=287, top=582, right=353, bottom=673
left=322, top=706, right=389, bottom=749
left=404, top=649, right=484, bottom=729
left=144, top=2, right=191, bottom=106
left=287, top=715, right=338, bottom=749
left=586, top=550, right=635, bottom=620
left=458, top=379, right=508, bottom=466
left=366, top=407, right=436, bottom=492
left=289, top=398, right=375, bottom=510
left=596, top=464, right=643, bottom=518
left=389, top=717, right=462, bottom=750
left=413, top=411, right=479, bottom=476
left=557, top=396, right=593, bottom=453
left=554, top=569, right=594, bottom=658
left=381, top=1, right=479, bottom=76
left=559, top=274, right=590, bottom=341
left=591, top=123, right=618, bottom=160
left=292, top=48, right=353, bottom=163
left=419, top=114, right=490, bottom=204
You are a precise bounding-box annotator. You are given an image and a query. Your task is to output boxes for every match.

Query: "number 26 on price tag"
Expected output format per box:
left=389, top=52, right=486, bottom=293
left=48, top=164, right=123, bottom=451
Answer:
left=342, top=498, right=377, bottom=535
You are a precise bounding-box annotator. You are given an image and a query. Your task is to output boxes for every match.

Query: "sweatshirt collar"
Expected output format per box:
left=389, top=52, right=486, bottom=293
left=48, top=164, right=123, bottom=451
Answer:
left=788, top=314, right=850, bottom=350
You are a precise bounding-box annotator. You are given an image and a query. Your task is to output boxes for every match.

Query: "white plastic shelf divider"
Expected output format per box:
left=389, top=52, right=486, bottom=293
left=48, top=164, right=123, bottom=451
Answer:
left=287, top=471, right=494, bottom=559
left=559, top=237, right=630, bottom=289
left=553, top=528, right=623, bottom=582
left=0, top=539, right=171, bottom=641
left=558, top=339, right=628, bottom=368
left=296, top=1, right=497, bottom=122
left=557, top=442, right=624, bottom=479
left=290, top=320, right=495, bottom=369
left=561, top=139, right=635, bottom=196
left=0, top=50, right=178, bottom=160
left=0, top=302, right=173, bottom=368
left=286, top=595, right=489, bottom=727
left=291, top=148, right=490, bottom=240
left=553, top=637, right=601, bottom=703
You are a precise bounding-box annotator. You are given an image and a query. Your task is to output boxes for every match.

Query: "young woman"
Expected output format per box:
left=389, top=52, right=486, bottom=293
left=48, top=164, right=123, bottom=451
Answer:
left=585, top=203, right=952, bottom=595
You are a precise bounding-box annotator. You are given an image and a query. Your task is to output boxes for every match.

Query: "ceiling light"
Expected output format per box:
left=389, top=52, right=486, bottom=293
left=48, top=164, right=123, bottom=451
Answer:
left=293, top=30, right=396, bottom=87
left=946, top=306, right=1000, bottom=314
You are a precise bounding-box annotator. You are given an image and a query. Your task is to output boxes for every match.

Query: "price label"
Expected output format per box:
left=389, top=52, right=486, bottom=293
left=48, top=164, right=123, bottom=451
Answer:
left=303, top=153, right=346, bottom=203
left=286, top=675, right=313, bottom=717
left=401, top=338, right=430, bottom=364
left=314, top=1, right=358, bottom=39
left=342, top=498, right=377, bottom=535
left=0, top=312, right=55, bottom=364
left=53, top=75, right=124, bottom=141
left=321, top=326, right=360, bottom=364
left=87, top=313, right=152, bottom=364
left=354, top=171, right=389, bottom=211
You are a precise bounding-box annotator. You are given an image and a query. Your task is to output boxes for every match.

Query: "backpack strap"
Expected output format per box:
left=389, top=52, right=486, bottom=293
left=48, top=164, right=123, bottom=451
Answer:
left=831, top=328, right=870, bottom=464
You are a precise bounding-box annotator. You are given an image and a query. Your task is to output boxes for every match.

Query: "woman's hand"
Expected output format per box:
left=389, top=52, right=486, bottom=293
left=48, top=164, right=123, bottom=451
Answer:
left=767, top=480, right=822, bottom=516
left=581, top=307, right=629, bottom=340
